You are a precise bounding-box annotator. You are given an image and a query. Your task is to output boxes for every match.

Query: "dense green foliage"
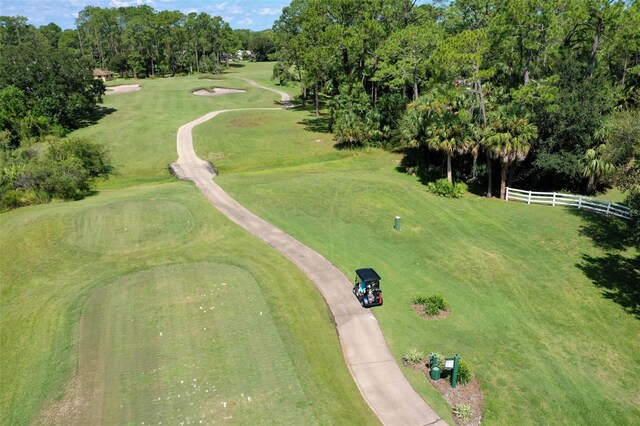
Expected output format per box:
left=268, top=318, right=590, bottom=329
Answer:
left=0, top=18, right=105, bottom=140
left=457, top=360, right=472, bottom=385
left=2, top=7, right=276, bottom=81
left=404, top=348, right=426, bottom=364
left=0, top=137, right=112, bottom=210
left=0, top=17, right=113, bottom=209
left=413, top=294, right=449, bottom=316
left=426, top=179, right=467, bottom=198
left=452, top=403, right=472, bottom=422
left=273, top=0, right=640, bottom=204
left=75, top=6, right=238, bottom=76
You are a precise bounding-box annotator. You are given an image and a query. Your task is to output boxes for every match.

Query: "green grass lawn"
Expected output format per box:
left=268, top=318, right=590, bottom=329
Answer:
left=74, top=70, right=281, bottom=186
left=1, top=64, right=377, bottom=425
left=601, top=187, right=628, bottom=203
left=62, top=262, right=328, bottom=424
left=193, top=104, right=640, bottom=424
left=4, top=61, right=638, bottom=425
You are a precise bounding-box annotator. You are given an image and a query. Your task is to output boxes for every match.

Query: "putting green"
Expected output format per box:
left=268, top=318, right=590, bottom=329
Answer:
left=69, top=200, right=194, bottom=254
left=52, top=262, right=317, bottom=424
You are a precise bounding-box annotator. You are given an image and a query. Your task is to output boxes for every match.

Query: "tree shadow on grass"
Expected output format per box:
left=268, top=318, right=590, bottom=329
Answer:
left=333, top=140, right=367, bottom=150
left=298, top=113, right=331, bottom=134
left=79, top=106, right=117, bottom=128
left=394, top=146, right=453, bottom=186
left=570, top=208, right=639, bottom=319
left=570, top=209, right=633, bottom=251
left=578, top=253, right=640, bottom=318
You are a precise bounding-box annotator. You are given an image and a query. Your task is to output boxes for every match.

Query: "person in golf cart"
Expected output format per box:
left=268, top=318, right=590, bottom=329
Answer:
left=353, top=268, right=383, bottom=307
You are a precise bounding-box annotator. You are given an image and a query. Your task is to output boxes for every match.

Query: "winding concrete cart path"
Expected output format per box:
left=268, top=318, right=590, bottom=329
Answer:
left=173, top=80, right=446, bottom=426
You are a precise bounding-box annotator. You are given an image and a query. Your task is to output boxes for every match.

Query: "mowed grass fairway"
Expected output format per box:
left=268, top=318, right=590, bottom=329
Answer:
left=74, top=64, right=282, bottom=185
left=193, top=99, right=640, bottom=423
left=0, top=64, right=377, bottom=425
left=64, top=263, right=319, bottom=424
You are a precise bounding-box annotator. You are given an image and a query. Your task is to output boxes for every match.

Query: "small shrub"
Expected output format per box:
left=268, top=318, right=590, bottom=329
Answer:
left=426, top=178, right=467, bottom=198
left=424, top=294, right=447, bottom=315
left=457, top=360, right=472, bottom=385
left=415, top=294, right=448, bottom=316
left=423, top=302, right=442, bottom=316
left=412, top=295, right=429, bottom=305
left=452, top=403, right=472, bottom=422
left=404, top=348, right=425, bottom=364
left=0, top=189, right=20, bottom=210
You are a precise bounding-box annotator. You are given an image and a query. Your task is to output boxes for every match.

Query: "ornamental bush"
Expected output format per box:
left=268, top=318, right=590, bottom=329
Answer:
left=411, top=295, right=429, bottom=305
left=457, top=360, right=472, bottom=385
left=426, top=178, right=467, bottom=198
left=414, top=294, right=448, bottom=316
left=453, top=403, right=472, bottom=422
left=404, top=348, right=425, bottom=364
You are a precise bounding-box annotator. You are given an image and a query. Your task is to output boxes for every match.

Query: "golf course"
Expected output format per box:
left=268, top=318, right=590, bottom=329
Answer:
left=1, top=62, right=639, bottom=425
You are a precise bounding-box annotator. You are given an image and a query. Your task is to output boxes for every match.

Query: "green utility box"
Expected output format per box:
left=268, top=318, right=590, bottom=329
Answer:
left=430, top=366, right=441, bottom=380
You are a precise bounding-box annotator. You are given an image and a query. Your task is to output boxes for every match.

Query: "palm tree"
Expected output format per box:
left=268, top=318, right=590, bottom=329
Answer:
left=485, top=107, right=538, bottom=199
left=400, top=86, right=472, bottom=183
left=426, top=109, right=472, bottom=183
left=582, top=144, right=614, bottom=194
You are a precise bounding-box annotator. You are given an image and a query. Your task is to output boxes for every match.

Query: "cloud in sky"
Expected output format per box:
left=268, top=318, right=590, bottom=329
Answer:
left=213, top=2, right=244, bottom=15
left=111, top=0, right=153, bottom=7
left=258, top=7, right=280, bottom=16
left=237, top=17, right=254, bottom=26
left=1, top=0, right=288, bottom=31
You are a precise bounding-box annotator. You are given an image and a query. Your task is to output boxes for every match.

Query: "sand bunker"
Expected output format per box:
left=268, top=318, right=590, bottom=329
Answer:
left=105, top=84, right=141, bottom=95
left=193, top=88, right=246, bottom=96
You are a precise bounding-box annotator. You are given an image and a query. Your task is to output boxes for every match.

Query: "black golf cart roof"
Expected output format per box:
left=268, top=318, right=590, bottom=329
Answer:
left=356, top=268, right=381, bottom=283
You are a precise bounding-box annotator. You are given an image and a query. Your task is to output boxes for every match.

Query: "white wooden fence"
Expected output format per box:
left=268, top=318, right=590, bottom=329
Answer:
left=505, top=187, right=632, bottom=220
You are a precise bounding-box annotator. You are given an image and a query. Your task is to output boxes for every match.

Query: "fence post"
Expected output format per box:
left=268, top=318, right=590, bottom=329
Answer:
left=552, top=192, right=556, bottom=207
left=606, top=202, right=611, bottom=216
left=506, top=187, right=510, bottom=201
left=528, top=190, right=532, bottom=205
left=578, top=196, right=582, bottom=209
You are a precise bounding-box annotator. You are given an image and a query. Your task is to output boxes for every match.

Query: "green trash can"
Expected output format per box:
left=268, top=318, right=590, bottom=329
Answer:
left=430, top=366, right=441, bottom=380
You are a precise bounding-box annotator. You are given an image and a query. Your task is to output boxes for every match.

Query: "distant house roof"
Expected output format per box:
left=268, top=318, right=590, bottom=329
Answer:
left=93, top=69, right=113, bottom=77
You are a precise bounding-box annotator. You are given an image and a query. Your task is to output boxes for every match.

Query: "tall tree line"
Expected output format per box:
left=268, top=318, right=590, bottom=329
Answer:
left=74, top=5, right=240, bottom=77
left=272, top=0, right=640, bottom=205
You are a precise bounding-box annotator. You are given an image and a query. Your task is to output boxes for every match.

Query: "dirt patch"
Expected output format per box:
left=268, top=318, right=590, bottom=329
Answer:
left=228, top=116, right=267, bottom=128
left=404, top=358, right=484, bottom=426
left=105, top=84, right=141, bottom=95
left=412, top=303, right=451, bottom=320
left=193, top=87, right=246, bottom=96
left=38, top=374, right=88, bottom=425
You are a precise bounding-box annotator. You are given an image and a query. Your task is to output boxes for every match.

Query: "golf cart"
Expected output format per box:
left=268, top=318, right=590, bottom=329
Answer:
left=353, top=268, right=383, bottom=307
